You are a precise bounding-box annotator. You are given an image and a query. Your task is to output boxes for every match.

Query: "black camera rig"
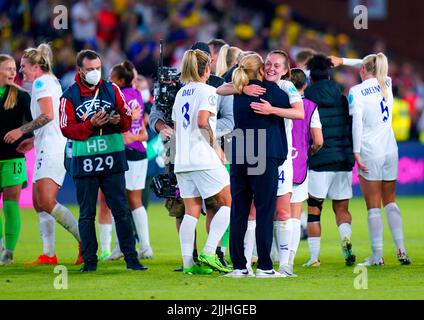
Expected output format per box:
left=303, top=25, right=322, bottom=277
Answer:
left=153, top=40, right=182, bottom=127
left=150, top=40, right=181, bottom=200
left=150, top=171, right=180, bottom=199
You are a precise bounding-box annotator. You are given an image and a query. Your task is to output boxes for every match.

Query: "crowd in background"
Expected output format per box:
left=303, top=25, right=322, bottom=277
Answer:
left=1, top=0, right=423, bottom=141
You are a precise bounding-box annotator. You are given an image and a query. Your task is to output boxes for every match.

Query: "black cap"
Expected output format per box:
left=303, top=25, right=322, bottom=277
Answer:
left=190, top=42, right=211, bottom=55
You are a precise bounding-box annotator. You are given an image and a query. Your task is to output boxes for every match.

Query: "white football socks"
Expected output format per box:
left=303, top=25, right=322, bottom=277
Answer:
left=131, top=206, right=151, bottom=250
left=51, top=203, right=80, bottom=242
left=338, top=222, right=352, bottom=242
left=99, top=223, right=112, bottom=253
left=368, top=208, right=384, bottom=260
left=203, top=206, right=230, bottom=255
left=384, top=202, right=406, bottom=253
left=300, top=211, right=308, bottom=229
left=244, top=220, right=256, bottom=269
left=179, top=214, right=198, bottom=268
left=38, top=211, right=55, bottom=257
left=289, top=218, right=301, bottom=266
left=274, top=220, right=292, bottom=267
left=307, top=237, right=320, bottom=261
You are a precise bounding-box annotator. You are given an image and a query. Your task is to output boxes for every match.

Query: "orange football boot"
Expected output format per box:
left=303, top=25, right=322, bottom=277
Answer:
left=24, top=254, right=58, bottom=266
left=75, top=242, right=83, bottom=265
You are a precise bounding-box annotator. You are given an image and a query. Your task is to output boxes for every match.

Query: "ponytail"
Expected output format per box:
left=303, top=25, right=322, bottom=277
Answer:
left=37, top=43, right=53, bottom=72
left=111, top=60, right=135, bottom=87
left=375, top=53, right=389, bottom=101
left=232, top=53, right=264, bottom=94
left=216, top=45, right=242, bottom=77
left=180, top=49, right=210, bottom=83
left=22, top=42, right=54, bottom=74
left=216, top=44, right=230, bottom=77
left=363, top=52, right=389, bottom=101
left=232, top=66, right=250, bottom=94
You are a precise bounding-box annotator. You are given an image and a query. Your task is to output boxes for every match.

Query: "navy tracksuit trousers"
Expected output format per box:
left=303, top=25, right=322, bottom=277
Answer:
left=74, top=172, right=137, bottom=265
left=229, top=158, right=280, bottom=270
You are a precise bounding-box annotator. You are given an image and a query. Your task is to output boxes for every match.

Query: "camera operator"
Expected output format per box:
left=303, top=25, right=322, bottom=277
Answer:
left=150, top=42, right=234, bottom=141
left=149, top=42, right=234, bottom=270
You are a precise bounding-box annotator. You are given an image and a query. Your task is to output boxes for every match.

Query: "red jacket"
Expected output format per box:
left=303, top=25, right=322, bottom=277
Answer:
left=60, top=74, right=131, bottom=141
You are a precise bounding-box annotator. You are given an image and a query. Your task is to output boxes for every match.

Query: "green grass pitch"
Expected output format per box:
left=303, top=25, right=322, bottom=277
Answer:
left=1, top=196, right=423, bottom=300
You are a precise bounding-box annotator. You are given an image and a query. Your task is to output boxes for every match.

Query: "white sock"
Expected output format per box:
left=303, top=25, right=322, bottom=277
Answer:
left=289, top=218, right=301, bottom=266
left=338, top=222, right=352, bottom=242
left=38, top=211, right=55, bottom=257
left=204, top=206, right=230, bottom=255
left=179, top=214, right=198, bottom=268
left=300, top=211, right=308, bottom=229
left=384, top=202, right=406, bottom=253
left=99, top=223, right=112, bottom=252
left=272, top=225, right=279, bottom=262
left=51, top=203, right=80, bottom=242
left=131, top=206, right=151, bottom=249
left=221, top=246, right=227, bottom=255
left=368, top=208, right=383, bottom=260
left=252, top=242, right=258, bottom=258
left=244, top=220, right=256, bottom=269
left=275, top=220, right=292, bottom=267
left=112, top=217, right=120, bottom=251
left=307, top=237, right=320, bottom=261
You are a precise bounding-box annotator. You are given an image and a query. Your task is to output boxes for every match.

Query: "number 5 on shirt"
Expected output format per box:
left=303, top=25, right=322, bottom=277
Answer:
left=380, top=99, right=389, bottom=122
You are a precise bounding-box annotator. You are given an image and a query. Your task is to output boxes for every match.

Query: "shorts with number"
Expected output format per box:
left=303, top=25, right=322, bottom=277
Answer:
left=277, top=159, right=293, bottom=196
left=125, top=159, right=148, bottom=191
left=176, top=166, right=230, bottom=199
left=34, top=153, right=66, bottom=186
left=0, top=158, right=27, bottom=190
left=291, top=173, right=308, bottom=203
left=308, top=170, right=352, bottom=200
left=359, top=152, right=398, bottom=181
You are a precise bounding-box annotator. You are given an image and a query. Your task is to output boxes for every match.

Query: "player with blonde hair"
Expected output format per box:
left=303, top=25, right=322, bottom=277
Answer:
left=4, top=44, right=82, bottom=265
left=348, top=53, right=411, bottom=266
left=172, top=49, right=232, bottom=275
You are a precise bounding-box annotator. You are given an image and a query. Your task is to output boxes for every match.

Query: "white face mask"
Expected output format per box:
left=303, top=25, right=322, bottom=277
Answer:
left=141, top=89, right=151, bottom=102
left=84, top=69, right=101, bottom=86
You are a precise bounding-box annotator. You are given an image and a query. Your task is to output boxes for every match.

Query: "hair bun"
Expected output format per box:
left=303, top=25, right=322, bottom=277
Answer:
left=121, top=60, right=135, bottom=72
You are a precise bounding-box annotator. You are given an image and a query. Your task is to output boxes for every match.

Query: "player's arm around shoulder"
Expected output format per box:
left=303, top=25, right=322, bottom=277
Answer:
left=284, top=81, right=304, bottom=119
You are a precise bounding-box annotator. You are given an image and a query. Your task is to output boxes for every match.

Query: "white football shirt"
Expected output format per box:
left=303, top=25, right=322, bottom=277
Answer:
left=348, top=77, right=397, bottom=160
left=310, top=108, right=322, bottom=129
left=277, top=80, right=302, bottom=160
left=30, top=74, right=67, bottom=156
left=172, top=82, right=221, bottom=173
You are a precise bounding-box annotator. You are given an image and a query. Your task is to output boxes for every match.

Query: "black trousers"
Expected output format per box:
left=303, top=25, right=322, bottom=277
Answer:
left=229, top=158, right=280, bottom=270
left=74, top=172, right=137, bottom=265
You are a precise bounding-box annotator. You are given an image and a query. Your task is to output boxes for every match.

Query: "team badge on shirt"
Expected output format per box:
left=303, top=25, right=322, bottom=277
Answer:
left=34, top=79, right=44, bottom=89
left=288, top=86, right=298, bottom=95
left=208, top=95, right=217, bottom=106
